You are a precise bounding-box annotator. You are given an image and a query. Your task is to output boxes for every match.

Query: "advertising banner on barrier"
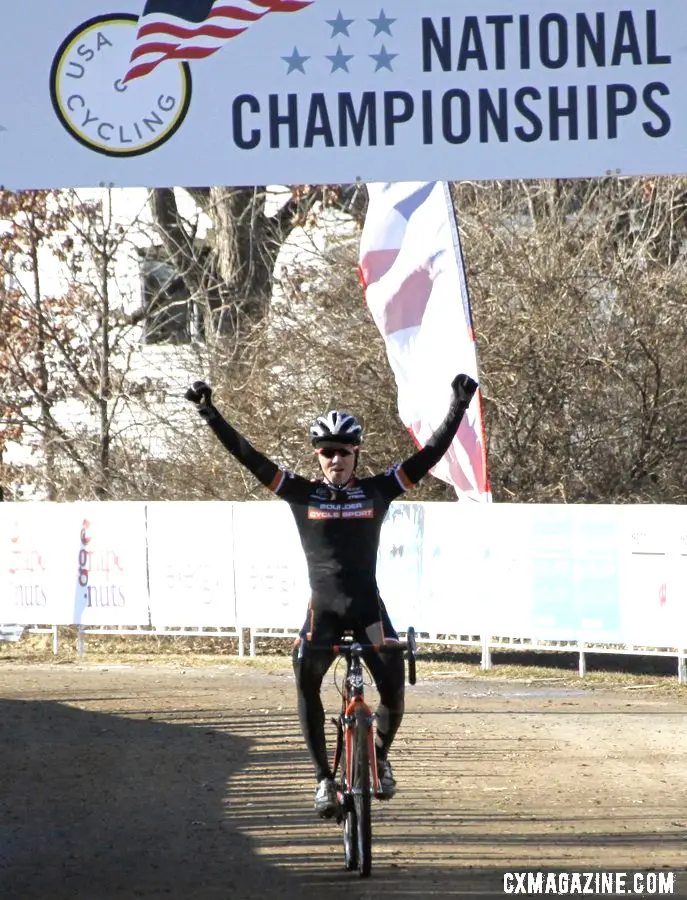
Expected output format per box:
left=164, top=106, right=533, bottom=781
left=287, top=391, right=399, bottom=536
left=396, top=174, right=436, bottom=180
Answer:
left=376, top=502, right=425, bottom=632
left=0, top=503, right=149, bottom=626
left=1, top=500, right=685, bottom=650
left=71, top=503, right=150, bottom=626
left=485, top=504, right=539, bottom=638
left=565, top=505, right=623, bottom=642
left=619, top=504, right=687, bottom=648
left=232, top=502, right=309, bottom=630
left=0, top=504, right=73, bottom=625
left=1, top=1, right=685, bottom=189
left=146, top=502, right=237, bottom=627
left=531, top=505, right=622, bottom=643
left=485, top=504, right=623, bottom=642
left=419, top=502, right=488, bottom=636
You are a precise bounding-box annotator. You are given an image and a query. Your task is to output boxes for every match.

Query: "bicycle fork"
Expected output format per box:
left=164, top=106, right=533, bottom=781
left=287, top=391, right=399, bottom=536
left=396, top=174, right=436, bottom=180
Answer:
left=343, top=699, right=380, bottom=796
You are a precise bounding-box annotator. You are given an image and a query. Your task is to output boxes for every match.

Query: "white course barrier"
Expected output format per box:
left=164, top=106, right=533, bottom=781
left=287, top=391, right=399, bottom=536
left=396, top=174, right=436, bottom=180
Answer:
left=0, top=501, right=685, bottom=681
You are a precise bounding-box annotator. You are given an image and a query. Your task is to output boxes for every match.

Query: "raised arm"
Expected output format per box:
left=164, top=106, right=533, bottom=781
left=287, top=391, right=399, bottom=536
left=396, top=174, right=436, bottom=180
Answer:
left=400, top=374, right=479, bottom=486
left=185, top=381, right=283, bottom=491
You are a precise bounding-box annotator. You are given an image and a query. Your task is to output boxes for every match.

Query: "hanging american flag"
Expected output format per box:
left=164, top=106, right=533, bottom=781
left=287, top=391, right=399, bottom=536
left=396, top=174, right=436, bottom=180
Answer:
left=124, top=0, right=313, bottom=83
left=359, top=182, right=490, bottom=501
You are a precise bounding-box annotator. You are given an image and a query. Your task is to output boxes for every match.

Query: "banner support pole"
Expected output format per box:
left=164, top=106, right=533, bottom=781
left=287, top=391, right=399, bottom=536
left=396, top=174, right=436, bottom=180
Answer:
left=481, top=633, right=491, bottom=670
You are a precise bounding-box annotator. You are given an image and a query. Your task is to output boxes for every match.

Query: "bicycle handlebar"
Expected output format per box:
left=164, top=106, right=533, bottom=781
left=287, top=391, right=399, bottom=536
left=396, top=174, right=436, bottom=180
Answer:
left=306, top=626, right=418, bottom=686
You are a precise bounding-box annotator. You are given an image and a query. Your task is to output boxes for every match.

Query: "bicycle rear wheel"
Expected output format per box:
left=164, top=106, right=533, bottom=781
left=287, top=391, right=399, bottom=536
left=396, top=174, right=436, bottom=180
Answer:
left=352, top=705, right=372, bottom=877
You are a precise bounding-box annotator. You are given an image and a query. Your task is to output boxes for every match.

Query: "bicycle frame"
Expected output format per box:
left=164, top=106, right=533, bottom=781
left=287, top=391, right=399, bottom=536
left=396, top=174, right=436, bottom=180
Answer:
left=329, top=633, right=416, bottom=800
left=340, top=649, right=380, bottom=797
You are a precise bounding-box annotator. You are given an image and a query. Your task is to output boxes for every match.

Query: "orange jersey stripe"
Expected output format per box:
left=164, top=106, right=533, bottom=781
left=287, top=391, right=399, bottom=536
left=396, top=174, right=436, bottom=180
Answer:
left=395, top=464, right=414, bottom=491
left=269, top=470, right=285, bottom=493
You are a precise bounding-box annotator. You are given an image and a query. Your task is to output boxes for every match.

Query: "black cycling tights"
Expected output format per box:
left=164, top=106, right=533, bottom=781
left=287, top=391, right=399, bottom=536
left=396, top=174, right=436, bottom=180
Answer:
left=292, top=613, right=405, bottom=783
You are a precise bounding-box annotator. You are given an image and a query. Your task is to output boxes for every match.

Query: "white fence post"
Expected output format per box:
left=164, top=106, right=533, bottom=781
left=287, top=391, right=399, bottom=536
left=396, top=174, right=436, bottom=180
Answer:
left=481, top=633, right=492, bottom=671
left=52, top=625, right=59, bottom=656
left=578, top=641, right=587, bottom=678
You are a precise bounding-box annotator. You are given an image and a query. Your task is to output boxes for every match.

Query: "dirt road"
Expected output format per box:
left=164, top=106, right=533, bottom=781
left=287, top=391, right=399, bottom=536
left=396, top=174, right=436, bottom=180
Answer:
left=1, top=661, right=686, bottom=899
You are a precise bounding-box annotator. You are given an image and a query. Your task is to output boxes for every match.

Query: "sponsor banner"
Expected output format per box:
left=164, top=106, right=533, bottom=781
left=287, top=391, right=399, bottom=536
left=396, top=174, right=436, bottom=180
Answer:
left=566, top=505, right=623, bottom=643
left=486, top=505, right=623, bottom=642
left=146, top=502, right=237, bottom=627
left=529, top=505, right=622, bottom=643
left=619, top=504, right=687, bottom=648
left=0, top=504, right=73, bottom=625
left=0, top=501, right=685, bottom=648
left=485, top=504, right=541, bottom=638
left=232, top=502, right=309, bottom=630
left=420, top=501, right=489, bottom=635
left=376, top=502, right=425, bottom=631
left=71, top=502, right=150, bottom=625
left=1, top=1, right=685, bottom=188
left=0, top=503, right=149, bottom=625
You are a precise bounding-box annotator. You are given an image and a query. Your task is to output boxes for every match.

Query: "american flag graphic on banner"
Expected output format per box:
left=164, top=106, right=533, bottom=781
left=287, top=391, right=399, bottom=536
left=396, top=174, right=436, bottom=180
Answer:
left=124, top=0, right=313, bottom=83
left=359, top=182, right=490, bottom=501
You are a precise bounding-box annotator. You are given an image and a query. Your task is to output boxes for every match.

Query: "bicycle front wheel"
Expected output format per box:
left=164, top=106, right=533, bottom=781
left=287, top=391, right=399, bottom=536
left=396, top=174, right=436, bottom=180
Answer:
left=352, top=705, right=372, bottom=877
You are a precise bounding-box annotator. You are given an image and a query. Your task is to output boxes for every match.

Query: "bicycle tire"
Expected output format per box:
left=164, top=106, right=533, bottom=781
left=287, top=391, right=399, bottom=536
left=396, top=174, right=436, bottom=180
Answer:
left=343, top=797, right=358, bottom=871
left=341, top=727, right=358, bottom=871
left=352, top=705, right=372, bottom=877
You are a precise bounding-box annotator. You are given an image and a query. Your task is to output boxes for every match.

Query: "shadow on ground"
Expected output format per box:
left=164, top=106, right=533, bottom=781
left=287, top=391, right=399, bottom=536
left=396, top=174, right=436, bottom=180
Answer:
left=0, top=697, right=305, bottom=900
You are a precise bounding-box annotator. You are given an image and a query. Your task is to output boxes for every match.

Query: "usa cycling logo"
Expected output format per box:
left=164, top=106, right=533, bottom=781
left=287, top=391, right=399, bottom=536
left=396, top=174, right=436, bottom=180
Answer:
left=50, top=0, right=312, bottom=158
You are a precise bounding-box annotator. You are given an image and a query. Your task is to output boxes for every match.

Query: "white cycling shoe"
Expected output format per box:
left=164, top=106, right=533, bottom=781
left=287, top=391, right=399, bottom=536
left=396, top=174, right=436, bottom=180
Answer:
left=377, top=759, right=397, bottom=800
left=314, top=777, right=338, bottom=818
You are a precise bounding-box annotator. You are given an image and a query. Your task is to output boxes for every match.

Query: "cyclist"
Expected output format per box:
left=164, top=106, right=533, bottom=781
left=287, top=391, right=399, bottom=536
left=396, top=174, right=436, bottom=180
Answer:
left=186, top=374, right=478, bottom=817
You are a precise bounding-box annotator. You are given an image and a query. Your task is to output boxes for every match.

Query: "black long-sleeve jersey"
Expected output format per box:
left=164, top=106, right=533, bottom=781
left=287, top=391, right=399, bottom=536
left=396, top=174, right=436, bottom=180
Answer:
left=199, top=397, right=469, bottom=619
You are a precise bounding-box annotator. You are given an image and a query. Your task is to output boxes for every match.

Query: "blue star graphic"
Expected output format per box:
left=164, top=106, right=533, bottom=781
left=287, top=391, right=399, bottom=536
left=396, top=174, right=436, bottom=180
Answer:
left=326, top=10, right=354, bottom=38
left=326, top=45, right=354, bottom=73
left=282, top=46, right=310, bottom=74
left=370, top=44, right=397, bottom=71
left=369, top=8, right=395, bottom=37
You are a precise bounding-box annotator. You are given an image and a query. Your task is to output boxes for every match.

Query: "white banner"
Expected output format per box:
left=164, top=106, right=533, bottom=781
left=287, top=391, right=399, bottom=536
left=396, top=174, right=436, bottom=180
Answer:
left=70, top=502, right=150, bottom=626
left=420, top=502, right=489, bottom=635
left=0, top=501, right=686, bottom=649
left=376, top=502, right=425, bottom=631
left=0, top=504, right=73, bottom=625
left=146, top=501, right=237, bottom=627
left=232, top=502, right=310, bottom=630
left=483, top=503, right=538, bottom=638
left=486, top=504, right=625, bottom=643
left=0, top=502, right=149, bottom=625
left=1, top=1, right=686, bottom=188
left=619, top=504, right=687, bottom=648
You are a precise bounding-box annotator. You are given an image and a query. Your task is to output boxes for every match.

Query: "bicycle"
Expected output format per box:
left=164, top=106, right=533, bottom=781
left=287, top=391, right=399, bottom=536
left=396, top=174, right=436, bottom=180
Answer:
left=314, top=627, right=417, bottom=878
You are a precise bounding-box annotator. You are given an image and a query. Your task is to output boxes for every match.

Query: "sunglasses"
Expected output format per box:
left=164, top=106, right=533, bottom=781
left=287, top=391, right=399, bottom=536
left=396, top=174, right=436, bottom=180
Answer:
left=316, top=446, right=356, bottom=459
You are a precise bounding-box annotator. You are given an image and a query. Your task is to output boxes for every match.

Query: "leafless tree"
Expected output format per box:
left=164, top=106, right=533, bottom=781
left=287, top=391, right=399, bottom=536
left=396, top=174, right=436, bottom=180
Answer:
left=456, top=176, right=687, bottom=502
left=0, top=190, right=175, bottom=500
left=3, top=178, right=687, bottom=505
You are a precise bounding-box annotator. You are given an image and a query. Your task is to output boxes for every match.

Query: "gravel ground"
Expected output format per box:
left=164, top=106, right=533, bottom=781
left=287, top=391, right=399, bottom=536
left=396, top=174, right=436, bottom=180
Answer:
left=1, top=661, right=686, bottom=900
